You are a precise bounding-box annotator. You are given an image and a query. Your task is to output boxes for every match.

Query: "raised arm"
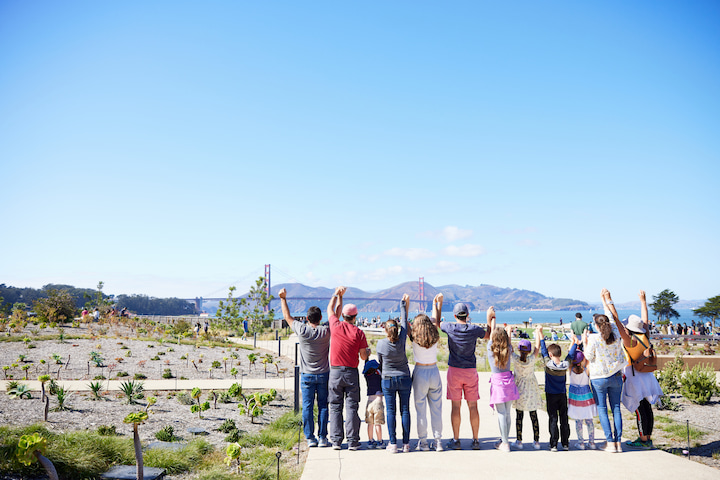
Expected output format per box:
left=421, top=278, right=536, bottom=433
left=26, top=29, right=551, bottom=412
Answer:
left=327, top=286, right=345, bottom=319
left=432, top=293, right=443, bottom=329
left=487, top=306, right=496, bottom=333
left=534, top=324, right=543, bottom=354
left=640, top=290, right=649, bottom=327
left=602, top=288, right=632, bottom=348
left=400, top=293, right=409, bottom=330
left=278, top=288, right=294, bottom=327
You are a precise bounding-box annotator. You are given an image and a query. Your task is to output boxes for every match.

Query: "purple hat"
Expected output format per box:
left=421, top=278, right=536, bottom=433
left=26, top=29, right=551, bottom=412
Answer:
left=573, top=350, right=585, bottom=364
left=518, top=340, right=532, bottom=352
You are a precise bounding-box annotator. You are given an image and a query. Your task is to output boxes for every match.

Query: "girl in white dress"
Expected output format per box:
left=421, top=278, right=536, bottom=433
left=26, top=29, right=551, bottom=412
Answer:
left=510, top=327, right=543, bottom=450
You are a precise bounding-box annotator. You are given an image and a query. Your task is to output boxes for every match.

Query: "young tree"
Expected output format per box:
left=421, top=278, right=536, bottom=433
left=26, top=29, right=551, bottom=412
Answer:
left=16, top=433, right=59, bottom=480
left=33, top=289, right=77, bottom=325
left=240, top=277, right=275, bottom=331
left=693, top=295, right=720, bottom=331
left=216, top=286, right=242, bottom=331
left=650, top=289, right=680, bottom=324
left=123, top=411, right=148, bottom=480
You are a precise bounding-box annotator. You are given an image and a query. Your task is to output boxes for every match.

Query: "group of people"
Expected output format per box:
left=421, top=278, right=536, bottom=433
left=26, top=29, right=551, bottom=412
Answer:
left=279, top=286, right=664, bottom=454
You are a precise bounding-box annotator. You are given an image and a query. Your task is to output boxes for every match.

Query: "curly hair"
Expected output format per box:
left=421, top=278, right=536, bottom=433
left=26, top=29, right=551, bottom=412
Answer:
left=595, top=314, right=616, bottom=345
left=408, top=314, right=439, bottom=349
left=490, top=327, right=510, bottom=369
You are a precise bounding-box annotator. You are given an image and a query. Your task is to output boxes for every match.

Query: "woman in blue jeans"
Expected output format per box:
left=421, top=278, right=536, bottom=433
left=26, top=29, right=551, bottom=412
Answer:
left=583, top=289, right=627, bottom=453
left=376, top=293, right=412, bottom=453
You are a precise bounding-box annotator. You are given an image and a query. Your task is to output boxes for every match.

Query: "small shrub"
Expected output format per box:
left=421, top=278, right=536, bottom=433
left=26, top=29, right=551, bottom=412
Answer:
left=150, top=355, right=161, bottom=361
left=212, top=360, right=221, bottom=369
left=93, top=375, right=106, bottom=380
left=155, top=425, right=180, bottom=442
left=656, top=353, right=684, bottom=394
left=162, top=368, right=174, bottom=379
left=224, top=429, right=241, bottom=443
left=680, top=363, right=720, bottom=405
left=218, top=419, right=237, bottom=433
left=176, top=391, right=194, bottom=405
left=218, top=392, right=233, bottom=403
left=97, top=424, right=118, bottom=436
left=116, top=371, right=129, bottom=377
left=119, top=379, right=144, bottom=405
left=134, top=373, right=147, bottom=380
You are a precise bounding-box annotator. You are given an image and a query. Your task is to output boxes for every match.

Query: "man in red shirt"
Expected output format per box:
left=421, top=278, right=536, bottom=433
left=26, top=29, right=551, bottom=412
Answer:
left=327, top=286, right=370, bottom=450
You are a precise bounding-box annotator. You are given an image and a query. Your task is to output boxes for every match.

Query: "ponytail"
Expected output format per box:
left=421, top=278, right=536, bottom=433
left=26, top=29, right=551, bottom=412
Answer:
left=385, top=320, right=400, bottom=343
left=595, top=315, right=616, bottom=345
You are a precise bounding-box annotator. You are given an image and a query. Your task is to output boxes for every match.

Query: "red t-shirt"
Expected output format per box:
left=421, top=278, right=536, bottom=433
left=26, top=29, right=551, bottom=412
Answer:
left=329, top=314, right=368, bottom=368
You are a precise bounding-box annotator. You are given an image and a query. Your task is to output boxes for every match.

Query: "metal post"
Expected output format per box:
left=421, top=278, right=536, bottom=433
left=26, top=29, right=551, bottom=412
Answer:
left=253, top=332, right=257, bottom=348
left=294, top=342, right=300, bottom=414
left=687, top=420, right=690, bottom=459
left=278, top=337, right=282, bottom=357
left=275, top=451, right=281, bottom=480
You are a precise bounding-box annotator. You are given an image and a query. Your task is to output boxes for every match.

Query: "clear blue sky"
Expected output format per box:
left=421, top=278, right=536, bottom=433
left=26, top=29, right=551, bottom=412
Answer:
left=1, top=1, right=718, bottom=304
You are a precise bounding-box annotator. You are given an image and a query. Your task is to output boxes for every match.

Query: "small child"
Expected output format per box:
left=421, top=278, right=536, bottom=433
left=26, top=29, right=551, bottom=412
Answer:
left=362, top=359, right=385, bottom=449
left=540, top=326, right=577, bottom=451
left=568, top=348, right=598, bottom=450
left=487, top=312, right=519, bottom=453
left=511, top=336, right=543, bottom=450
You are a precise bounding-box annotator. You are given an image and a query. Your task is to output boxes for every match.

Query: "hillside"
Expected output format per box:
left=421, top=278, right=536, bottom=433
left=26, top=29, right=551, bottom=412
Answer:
left=268, top=281, right=590, bottom=313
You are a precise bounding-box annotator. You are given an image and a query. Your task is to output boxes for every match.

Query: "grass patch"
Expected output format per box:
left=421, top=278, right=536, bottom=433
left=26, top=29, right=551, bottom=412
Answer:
left=657, top=421, right=707, bottom=442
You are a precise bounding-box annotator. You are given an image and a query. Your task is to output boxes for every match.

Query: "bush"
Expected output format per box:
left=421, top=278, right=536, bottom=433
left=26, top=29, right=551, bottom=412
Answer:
left=154, top=425, right=179, bottom=442
left=217, top=419, right=237, bottom=434
left=115, top=371, right=129, bottom=377
left=96, top=425, right=117, bottom=436
left=224, top=429, right=241, bottom=443
left=134, top=373, right=147, bottom=380
left=680, top=363, right=720, bottom=405
left=176, top=391, right=195, bottom=405
left=162, top=368, right=174, bottom=379
left=656, top=353, right=684, bottom=394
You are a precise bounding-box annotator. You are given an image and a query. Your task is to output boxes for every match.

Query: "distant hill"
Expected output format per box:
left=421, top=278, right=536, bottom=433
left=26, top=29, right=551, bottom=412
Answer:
left=268, top=281, right=590, bottom=313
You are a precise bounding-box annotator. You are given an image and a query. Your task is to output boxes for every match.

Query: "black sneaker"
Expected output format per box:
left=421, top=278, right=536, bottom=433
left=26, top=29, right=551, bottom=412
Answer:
left=471, top=439, right=481, bottom=450
left=446, top=439, right=462, bottom=450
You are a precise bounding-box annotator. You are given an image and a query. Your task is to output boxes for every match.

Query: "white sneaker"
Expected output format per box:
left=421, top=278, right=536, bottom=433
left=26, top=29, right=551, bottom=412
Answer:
left=511, top=440, right=523, bottom=449
left=417, top=440, right=430, bottom=451
left=402, top=443, right=411, bottom=453
left=588, top=442, right=597, bottom=450
left=533, top=441, right=541, bottom=450
left=576, top=442, right=586, bottom=450
left=602, top=442, right=616, bottom=453
left=386, top=443, right=398, bottom=453
left=435, top=440, right=444, bottom=452
left=497, top=442, right=510, bottom=452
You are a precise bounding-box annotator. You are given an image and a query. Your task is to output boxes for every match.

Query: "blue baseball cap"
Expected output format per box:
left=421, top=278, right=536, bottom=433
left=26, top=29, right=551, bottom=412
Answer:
left=362, top=359, right=380, bottom=374
left=453, top=303, right=469, bottom=317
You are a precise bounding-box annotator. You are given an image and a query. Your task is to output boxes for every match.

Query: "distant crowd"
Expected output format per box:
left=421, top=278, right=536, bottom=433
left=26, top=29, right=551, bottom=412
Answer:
left=280, top=286, right=666, bottom=453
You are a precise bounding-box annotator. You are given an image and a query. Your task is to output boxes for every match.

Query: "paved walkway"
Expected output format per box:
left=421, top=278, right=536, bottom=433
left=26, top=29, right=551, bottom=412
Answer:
left=301, top=370, right=719, bottom=480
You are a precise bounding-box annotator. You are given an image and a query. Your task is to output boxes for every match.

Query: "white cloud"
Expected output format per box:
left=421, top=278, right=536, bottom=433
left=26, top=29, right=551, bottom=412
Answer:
left=442, top=244, right=486, bottom=257
left=362, top=265, right=406, bottom=282
left=442, top=226, right=473, bottom=242
left=384, top=247, right=436, bottom=261
left=428, top=261, right=463, bottom=274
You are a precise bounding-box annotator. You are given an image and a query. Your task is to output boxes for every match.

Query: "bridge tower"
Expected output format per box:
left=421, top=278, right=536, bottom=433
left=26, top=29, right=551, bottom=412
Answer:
left=418, top=277, right=425, bottom=312
left=264, top=264, right=271, bottom=313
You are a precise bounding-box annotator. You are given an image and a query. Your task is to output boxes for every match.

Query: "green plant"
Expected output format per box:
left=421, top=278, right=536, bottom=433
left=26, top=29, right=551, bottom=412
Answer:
left=134, top=373, right=147, bottom=380
left=87, top=381, right=104, bottom=400
left=175, top=391, right=194, bottom=405
left=238, top=389, right=276, bottom=424
left=50, top=353, right=63, bottom=365
left=9, top=383, right=32, bottom=399
left=247, top=353, right=258, bottom=369
left=655, top=353, right=684, bottom=394
left=162, top=368, right=173, bottom=379
left=53, top=385, right=72, bottom=411
left=119, top=379, right=144, bottom=405
left=16, top=432, right=59, bottom=480
left=224, top=428, right=242, bottom=443
left=93, top=375, right=106, bottom=380
left=96, top=424, right=118, bottom=436
left=217, top=419, right=237, bottom=433
left=211, top=360, right=221, bottom=369
left=89, top=351, right=104, bottom=367
left=155, top=425, right=180, bottom=442
left=191, top=402, right=210, bottom=418
left=124, top=411, right=149, bottom=480
left=224, top=442, right=244, bottom=474
left=230, top=367, right=238, bottom=378
left=115, top=371, right=129, bottom=377
left=150, top=355, right=160, bottom=361
left=680, top=363, right=720, bottom=405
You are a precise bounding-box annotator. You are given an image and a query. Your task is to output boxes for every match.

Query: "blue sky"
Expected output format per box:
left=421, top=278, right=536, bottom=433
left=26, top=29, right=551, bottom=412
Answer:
left=1, top=1, right=718, bottom=304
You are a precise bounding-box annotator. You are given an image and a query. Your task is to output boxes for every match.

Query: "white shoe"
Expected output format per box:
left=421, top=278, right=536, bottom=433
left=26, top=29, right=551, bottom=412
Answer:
left=533, top=441, right=541, bottom=450
left=576, top=442, right=586, bottom=450
left=417, top=440, right=430, bottom=451
left=386, top=443, right=398, bottom=453
left=402, top=443, right=411, bottom=453
left=511, top=440, right=523, bottom=449
left=435, top=440, right=444, bottom=452
left=588, top=442, right=597, bottom=450
left=602, top=442, right=616, bottom=453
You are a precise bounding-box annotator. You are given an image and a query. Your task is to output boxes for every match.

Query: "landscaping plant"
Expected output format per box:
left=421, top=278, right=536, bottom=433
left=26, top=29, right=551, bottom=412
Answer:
left=16, top=432, right=59, bottom=480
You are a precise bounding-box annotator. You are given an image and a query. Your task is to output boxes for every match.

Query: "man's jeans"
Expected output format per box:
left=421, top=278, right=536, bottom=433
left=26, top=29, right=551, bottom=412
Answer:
left=328, top=367, right=361, bottom=446
left=382, top=375, right=412, bottom=445
left=591, top=371, right=623, bottom=442
left=301, top=372, right=329, bottom=441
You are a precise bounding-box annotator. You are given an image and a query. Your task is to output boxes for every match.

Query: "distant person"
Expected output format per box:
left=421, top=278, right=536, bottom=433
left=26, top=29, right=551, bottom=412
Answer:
left=362, top=359, right=384, bottom=449
left=81, top=308, right=89, bottom=318
left=242, top=317, right=249, bottom=340
left=279, top=288, right=331, bottom=448
left=327, top=286, right=370, bottom=451
left=194, top=322, right=201, bottom=337
left=434, top=297, right=490, bottom=450
left=203, top=320, right=209, bottom=334
left=583, top=289, right=626, bottom=453
left=540, top=324, right=577, bottom=451
left=93, top=308, right=100, bottom=322
left=376, top=294, right=412, bottom=453
left=570, top=313, right=589, bottom=351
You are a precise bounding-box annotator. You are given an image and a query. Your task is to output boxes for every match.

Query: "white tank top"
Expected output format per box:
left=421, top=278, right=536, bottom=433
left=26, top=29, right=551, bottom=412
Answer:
left=412, top=342, right=438, bottom=364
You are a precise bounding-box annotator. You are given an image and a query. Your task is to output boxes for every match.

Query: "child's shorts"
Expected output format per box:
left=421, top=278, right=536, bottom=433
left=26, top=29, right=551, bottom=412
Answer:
left=446, top=366, right=480, bottom=401
left=365, top=394, right=385, bottom=425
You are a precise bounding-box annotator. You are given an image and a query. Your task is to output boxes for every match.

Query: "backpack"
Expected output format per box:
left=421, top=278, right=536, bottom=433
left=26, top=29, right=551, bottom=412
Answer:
left=627, top=333, right=657, bottom=374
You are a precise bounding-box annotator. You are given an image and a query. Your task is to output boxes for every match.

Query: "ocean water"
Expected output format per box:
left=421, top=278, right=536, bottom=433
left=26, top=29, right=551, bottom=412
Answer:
left=355, top=309, right=700, bottom=326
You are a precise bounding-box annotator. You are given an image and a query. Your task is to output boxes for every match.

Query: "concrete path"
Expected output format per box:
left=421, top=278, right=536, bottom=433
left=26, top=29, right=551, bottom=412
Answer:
left=300, top=370, right=719, bottom=480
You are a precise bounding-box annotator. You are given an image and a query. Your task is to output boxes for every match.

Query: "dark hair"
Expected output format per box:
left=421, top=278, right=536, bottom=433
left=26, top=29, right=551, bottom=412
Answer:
left=547, top=343, right=561, bottom=358
left=343, top=314, right=357, bottom=323
left=519, top=351, right=529, bottom=362
left=384, top=319, right=399, bottom=343
left=307, top=306, right=322, bottom=324
left=595, top=315, right=616, bottom=344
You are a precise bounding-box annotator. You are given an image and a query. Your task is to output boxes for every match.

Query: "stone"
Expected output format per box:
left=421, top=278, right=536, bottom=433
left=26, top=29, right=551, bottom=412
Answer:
left=100, top=465, right=165, bottom=479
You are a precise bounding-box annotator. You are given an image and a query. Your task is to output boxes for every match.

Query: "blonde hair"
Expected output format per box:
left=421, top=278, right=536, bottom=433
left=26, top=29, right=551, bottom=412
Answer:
left=408, top=314, right=439, bottom=349
left=490, top=328, right=510, bottom=369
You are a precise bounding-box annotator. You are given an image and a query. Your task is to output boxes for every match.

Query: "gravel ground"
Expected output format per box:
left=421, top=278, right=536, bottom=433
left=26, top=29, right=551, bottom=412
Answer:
left=0, top=324, right=298, bottom=479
